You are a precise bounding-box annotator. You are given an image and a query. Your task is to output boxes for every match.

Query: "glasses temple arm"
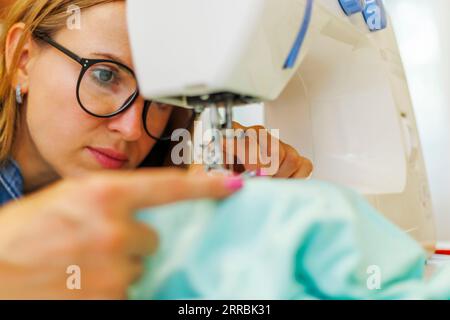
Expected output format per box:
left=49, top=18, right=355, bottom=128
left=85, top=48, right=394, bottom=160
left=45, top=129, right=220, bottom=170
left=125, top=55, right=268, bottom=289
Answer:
left=33, top=32, right=84, bottom=65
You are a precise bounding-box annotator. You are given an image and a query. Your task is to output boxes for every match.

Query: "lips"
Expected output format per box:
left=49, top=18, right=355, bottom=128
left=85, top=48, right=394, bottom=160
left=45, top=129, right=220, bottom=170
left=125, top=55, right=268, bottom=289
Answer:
left=87, top=147, right=129, bottom=169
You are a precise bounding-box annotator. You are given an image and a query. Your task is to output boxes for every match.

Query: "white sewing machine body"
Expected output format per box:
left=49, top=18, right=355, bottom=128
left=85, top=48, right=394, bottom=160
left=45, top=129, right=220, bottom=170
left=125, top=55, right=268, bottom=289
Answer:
left=128, top=0, right=313, bottom=105
left=127, top=0, right=436, bottom=252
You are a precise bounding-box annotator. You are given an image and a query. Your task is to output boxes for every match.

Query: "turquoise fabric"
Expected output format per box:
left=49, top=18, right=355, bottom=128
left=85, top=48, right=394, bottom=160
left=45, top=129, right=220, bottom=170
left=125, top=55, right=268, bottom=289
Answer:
left=129, top=179, right=450, bottom=300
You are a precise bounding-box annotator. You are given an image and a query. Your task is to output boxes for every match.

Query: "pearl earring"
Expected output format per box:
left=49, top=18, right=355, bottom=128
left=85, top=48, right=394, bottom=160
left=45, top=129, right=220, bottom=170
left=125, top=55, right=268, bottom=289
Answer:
left=16, top=84, right=23, bottom=105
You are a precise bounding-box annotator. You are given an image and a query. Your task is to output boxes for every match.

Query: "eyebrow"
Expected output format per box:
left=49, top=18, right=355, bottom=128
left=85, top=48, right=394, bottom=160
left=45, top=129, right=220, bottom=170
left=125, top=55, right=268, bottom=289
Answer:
left=90, top=52, right=132, bottom=69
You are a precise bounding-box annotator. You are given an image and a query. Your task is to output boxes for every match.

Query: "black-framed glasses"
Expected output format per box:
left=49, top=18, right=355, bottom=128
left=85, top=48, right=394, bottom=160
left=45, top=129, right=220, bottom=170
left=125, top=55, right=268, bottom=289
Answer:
left=33, top=32, right=195, bottom=141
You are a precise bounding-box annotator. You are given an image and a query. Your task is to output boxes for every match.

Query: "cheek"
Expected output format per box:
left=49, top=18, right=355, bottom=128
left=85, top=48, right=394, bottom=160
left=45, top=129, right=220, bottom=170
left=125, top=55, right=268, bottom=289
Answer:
left=134, top=137, right=158, bottom=166
left=24, top=57, right=160, bottom=174
left=25, top=60, right=100, bottom=174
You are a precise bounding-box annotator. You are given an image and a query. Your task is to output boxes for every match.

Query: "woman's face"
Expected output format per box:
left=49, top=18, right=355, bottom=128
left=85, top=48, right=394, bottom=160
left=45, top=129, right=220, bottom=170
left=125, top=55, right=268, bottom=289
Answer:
left=23, top=1, right=161, bottom=178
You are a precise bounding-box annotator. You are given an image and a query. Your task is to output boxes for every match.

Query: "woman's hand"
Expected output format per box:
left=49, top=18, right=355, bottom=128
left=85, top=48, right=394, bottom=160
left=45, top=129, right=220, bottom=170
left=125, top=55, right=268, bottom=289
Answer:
left=0, top=169, right=242, bottom=299
left=222, top=122, right=313, bottom=179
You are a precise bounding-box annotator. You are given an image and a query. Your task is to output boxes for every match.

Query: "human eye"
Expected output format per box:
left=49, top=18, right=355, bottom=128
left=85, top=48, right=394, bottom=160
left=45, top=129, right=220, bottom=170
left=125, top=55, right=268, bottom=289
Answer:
left=89, top=65, right=120, bottom=88
left=154, top=103, right=173, bottom=113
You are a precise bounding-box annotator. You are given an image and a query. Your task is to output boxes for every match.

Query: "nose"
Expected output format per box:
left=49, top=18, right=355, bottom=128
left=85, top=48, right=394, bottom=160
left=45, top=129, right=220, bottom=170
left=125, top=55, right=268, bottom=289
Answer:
left=106, top=97, right=145, bottom=141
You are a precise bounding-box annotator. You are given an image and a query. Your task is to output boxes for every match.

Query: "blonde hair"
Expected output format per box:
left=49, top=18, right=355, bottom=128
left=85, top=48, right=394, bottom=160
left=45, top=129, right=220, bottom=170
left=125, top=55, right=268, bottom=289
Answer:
left=0, top=0, right=118, bottom=165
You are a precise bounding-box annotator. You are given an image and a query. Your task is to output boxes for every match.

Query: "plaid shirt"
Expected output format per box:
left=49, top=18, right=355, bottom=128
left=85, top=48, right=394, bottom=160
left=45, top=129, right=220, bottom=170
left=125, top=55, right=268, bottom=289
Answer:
left=0, top=158, right=24, bottom=206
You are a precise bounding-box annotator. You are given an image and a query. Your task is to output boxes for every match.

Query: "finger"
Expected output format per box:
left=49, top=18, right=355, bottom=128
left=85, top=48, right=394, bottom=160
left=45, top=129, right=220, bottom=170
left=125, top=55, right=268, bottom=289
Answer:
left=187, top=164, right=207, bottom=176
left=110, top=258, right=145, bottom=296
left=92, top=169, right=244, bottom=212
left=129, top=258, right=146, bottom=285
left=222, top=122, right=261, bottom=171
left=126, top=222, right=159, bottom=257
left=291, top=158, right=314, bottom=179
left=274, top=145, right=302, bottom=178
left=228, top=122, right=285, bottom=173
left=187, top=164, right=234, bottom=177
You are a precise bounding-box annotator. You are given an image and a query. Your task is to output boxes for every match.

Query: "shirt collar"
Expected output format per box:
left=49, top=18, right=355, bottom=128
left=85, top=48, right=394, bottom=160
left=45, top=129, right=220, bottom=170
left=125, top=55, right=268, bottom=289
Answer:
left=0, top=158, right=24, bottom=200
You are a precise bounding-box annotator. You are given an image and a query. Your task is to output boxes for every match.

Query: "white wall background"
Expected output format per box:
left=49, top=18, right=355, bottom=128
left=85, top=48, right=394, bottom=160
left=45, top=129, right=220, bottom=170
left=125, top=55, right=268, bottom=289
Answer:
left=385, top=0, right=450, bottom=241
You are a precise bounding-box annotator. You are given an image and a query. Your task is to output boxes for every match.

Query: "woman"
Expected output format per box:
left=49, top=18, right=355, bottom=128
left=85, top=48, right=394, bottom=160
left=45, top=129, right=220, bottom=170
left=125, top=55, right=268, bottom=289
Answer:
left=0, top=0, right=313, bottom=299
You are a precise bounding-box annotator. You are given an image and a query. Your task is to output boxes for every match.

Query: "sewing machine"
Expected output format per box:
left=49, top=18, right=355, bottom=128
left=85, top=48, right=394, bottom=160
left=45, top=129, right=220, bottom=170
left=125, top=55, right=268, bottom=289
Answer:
left=127, top=0, right=436, bottom=253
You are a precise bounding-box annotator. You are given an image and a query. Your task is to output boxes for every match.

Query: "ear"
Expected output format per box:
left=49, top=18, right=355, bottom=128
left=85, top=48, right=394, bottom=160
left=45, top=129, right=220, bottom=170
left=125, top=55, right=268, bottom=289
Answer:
left=5, top=22, right=36, bottom=95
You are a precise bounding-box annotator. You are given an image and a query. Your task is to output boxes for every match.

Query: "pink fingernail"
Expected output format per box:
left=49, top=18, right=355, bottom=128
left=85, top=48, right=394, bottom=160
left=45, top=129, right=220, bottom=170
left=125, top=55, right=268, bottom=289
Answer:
left=225, top=177, right=244, bottom=191
left=258, top=168, right=272, bottom=177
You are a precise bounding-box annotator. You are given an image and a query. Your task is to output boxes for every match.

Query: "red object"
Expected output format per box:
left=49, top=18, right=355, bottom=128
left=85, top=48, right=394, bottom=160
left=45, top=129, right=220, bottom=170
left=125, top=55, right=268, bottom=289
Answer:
left=88, top=147, right=129, bottom=161
left=435, top=250, right=450, bottom=255
left=87, top=147, right=128, bottom=169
